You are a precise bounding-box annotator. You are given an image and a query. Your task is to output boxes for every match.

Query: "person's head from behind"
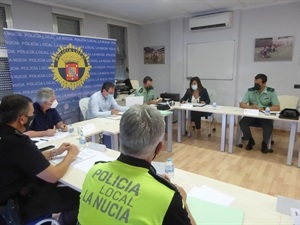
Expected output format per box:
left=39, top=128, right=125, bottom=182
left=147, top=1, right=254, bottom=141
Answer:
left=0, top=94, right=34, bottom=132
left=189, top=76, right=203, bottom=91
left=143, top=76, right=153, bottom=91
left=36, top=87, right=58, bottom=109
left=254, top=73, right=267, bottom=91
left=101, top=82, right=115, bottom=99
left=119, top=105, right=165, bottom=161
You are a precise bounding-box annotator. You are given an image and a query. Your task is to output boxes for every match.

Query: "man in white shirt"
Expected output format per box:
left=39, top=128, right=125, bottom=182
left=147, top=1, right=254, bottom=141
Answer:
left=87, top=82, right=128, bottom=119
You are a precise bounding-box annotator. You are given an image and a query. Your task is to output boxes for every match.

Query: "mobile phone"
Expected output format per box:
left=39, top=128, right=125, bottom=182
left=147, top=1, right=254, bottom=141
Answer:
left=39, top=145, right=55, bottom=152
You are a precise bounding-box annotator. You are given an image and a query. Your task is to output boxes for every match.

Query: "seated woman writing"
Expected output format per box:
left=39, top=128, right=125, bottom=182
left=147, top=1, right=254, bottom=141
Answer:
left=180, top=76, right=210, bottom=137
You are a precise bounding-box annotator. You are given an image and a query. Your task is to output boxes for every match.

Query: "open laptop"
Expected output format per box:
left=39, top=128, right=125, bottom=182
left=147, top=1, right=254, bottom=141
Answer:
left=125, top=96, right=144, bottom=107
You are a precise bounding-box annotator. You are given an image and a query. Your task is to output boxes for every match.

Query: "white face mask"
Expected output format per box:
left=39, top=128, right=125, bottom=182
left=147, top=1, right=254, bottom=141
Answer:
left=51, top=99, right=58, bottom=108
left=191, top=85, right=198, bottom=91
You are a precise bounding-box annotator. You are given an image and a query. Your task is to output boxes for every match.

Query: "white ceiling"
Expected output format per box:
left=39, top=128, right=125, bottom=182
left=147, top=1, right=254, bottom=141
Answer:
left=26, top=0, right=299, bottom=25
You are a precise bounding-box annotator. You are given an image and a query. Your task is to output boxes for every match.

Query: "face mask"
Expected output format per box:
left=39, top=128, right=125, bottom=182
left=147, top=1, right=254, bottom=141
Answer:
left=107, top=94, right=114, bottom=100
left=51, top=99, right=58, bottom=108
left=191, top=85, right=198, bottom=91
left=146, top=86, right=153, bottom=91
left=24, top=115, right=35, bottom=130
left=254, top=83, right=261, bottom=90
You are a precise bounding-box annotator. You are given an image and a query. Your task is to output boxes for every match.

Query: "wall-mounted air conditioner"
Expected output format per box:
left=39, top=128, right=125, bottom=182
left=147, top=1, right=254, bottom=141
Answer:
left=189, top=12, right=232, bottom=31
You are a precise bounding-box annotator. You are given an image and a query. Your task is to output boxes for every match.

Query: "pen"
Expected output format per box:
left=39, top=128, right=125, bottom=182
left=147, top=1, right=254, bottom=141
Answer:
left=40, top=139, right=49, bottom=142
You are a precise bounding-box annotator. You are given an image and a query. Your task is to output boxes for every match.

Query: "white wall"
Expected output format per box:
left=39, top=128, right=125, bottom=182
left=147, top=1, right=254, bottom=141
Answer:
left=139, top=1, right=300, bottom=129
left=139, top=21, right=170, bottom=95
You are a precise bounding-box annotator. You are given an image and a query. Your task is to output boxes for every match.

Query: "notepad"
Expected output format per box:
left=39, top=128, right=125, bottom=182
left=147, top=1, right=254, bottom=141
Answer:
left=187, top=196, right=244, bottom=225
left=51, top=148, right=97, bottom=166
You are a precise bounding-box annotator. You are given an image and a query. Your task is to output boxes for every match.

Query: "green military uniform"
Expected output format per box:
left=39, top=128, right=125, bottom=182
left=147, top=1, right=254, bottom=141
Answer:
left=239, top=86, right=280, bottom=148
left=241, top=86, right=279, bottom=108
left=135, top=86, right=156, bottom=104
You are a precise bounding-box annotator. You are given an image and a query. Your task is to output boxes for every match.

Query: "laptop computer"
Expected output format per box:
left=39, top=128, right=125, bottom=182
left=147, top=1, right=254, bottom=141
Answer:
left=125, top=96, right=144, bottom=107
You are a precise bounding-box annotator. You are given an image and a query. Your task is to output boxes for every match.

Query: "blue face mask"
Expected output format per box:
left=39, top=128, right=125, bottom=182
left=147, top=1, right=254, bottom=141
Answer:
left=191, top=85, right=198, bottom=91
left=107, top=94, right=114, bottom=100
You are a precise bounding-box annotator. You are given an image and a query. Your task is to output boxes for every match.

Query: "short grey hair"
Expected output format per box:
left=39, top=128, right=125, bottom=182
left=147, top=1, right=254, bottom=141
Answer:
left=36, top=87, right=55, bottom=105
left=119, top=105, right=165, bottom=158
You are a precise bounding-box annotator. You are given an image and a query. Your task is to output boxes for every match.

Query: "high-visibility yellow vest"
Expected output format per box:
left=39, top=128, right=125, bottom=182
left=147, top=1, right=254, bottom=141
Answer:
left=78, top=160, right=175, bottom=225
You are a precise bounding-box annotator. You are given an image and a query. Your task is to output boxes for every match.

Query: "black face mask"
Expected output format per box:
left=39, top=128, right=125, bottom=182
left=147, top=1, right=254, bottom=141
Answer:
left=24, top=115, right=35, bottom=130
left=254, top=83, right=261, bottom=90
left=146, top=86, right=153, bottom=91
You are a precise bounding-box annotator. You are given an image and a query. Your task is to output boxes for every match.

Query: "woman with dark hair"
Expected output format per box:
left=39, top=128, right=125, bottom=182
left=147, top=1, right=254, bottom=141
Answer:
left=180, top=76, right=210, bottom=136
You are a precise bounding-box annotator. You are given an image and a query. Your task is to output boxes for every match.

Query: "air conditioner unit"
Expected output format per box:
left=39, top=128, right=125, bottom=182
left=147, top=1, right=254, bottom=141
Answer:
left=189, top=12, right=232, bottom=31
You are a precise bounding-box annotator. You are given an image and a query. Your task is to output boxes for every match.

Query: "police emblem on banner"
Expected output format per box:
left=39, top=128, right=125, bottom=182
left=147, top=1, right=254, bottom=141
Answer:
left=50, top=43, right=92, bottom=90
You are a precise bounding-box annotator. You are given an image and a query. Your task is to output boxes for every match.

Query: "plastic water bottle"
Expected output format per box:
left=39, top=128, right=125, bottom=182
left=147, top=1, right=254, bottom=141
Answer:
left=213, top=102, right=217, bottom=110
left=265, top=107, right=270, bottom=116
left=68, top=124, right=74, bottom=136
left=165, top=158, right=174, bottom=180
left=79, top=132, right=86, bottom=150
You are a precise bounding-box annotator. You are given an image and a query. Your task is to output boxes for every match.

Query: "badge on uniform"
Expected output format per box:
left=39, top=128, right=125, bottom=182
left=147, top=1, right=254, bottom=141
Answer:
left=138, top=88, right=143, bottom=93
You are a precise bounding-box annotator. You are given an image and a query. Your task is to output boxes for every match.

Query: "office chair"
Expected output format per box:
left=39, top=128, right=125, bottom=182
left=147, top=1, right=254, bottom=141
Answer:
left=79, top=97, right=90, bottom=120
left=0, top=199, right=59, bottom=225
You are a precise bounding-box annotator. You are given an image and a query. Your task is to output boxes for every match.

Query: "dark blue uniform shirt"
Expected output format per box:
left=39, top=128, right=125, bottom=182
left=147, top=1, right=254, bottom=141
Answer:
left=29, top=102, right=62, bottom=131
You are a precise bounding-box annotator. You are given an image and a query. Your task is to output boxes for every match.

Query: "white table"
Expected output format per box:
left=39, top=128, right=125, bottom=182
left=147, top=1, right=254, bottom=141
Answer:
left=174, top=104, right=300, bottom=166
left=58, top=148, right=292, bottom=225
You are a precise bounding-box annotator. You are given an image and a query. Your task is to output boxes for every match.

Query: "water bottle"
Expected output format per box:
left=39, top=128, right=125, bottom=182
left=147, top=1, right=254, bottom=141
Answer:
left=79, top=132, right=86, bottom=150
left=68, top=124, right=74, bottom=136
left=213, top=102, right=217, bottom=110
left=265, top=107, right=270, bottom=116
left=165, top=158, right=174, bottom=180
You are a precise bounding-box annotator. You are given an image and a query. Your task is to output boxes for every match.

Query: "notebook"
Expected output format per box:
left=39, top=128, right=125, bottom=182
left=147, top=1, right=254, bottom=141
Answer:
left=125, top=96, right=144, bottom=107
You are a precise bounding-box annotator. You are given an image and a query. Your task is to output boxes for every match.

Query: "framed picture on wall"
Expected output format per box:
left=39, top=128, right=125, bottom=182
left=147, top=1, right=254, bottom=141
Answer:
left=254, top=36, right=294, bottom=61
left=144, top=46, right=165, bottom=64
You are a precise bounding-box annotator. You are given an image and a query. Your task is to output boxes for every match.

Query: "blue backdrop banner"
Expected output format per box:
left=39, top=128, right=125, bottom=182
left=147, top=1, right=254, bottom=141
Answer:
left=4, top=28, right=116, bottom=123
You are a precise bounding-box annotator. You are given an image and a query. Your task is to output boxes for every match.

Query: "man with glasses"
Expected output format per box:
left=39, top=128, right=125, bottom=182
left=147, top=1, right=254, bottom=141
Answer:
left=0, top=94, right=79, bottom=225
left=87, top=81, right=128, bottom=119
left=24, top=87, right=68, bottom=138
left=239, top=73, right=280, bottom=153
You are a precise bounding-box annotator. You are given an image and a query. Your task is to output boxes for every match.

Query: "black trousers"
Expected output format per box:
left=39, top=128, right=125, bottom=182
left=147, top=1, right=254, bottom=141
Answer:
left=239, top=117, right=273, bottom=144
left=191, top=111, right=209, bottom=130
left=1, top=181, right=79, bottom=225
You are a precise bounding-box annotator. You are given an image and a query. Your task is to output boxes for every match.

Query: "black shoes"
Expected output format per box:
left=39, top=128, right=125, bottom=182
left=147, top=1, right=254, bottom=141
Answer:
left=261, top=142, right=273, bottom=153
left=246, top=138, right=255, bottom=150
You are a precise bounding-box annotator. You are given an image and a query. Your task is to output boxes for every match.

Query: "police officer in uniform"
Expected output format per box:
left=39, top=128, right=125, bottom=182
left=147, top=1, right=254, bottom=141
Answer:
left=135, top=76, right=162, bottom=104
left=0, top=94, right=79, bottom=225
left=239, top=74, right=280, bottom=153
left=78, top=105, right=196, bottom=225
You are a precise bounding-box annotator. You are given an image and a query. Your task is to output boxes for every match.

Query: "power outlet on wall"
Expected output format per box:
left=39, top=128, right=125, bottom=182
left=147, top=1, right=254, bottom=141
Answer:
left=294, top=84, right=300, bottom=89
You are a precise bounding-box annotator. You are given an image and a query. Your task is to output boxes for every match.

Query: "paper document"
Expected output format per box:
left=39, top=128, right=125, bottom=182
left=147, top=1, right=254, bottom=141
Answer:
left=187, top=196, right=244, bottom=225
left=291, top=208, right=300, bottom=225
left=188, top=185, right=234, bottom=206
left=51, top=147, right=97, bottom=166
left=37, top=132, right=70, bottom=141
left=73, top=151, right=115, bottom=173
left=107, top=115, right=122, bottom=120
left=79, top=124, right=97, bottom=135
left=180, top=103, right=193, bottom=108
left=243, top=109, right=259, bottom=115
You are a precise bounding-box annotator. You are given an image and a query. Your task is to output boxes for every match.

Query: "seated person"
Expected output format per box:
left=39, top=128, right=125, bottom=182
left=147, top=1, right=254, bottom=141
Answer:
left=239, top=73, right=280, bottom=153
left=135, top=76, right=162, bottom=104
left=180, top=76, right=210, bottom=135
left=78, top=105, right=196, bottom=225
left=87, top=81, right=128, bottom=119
left=24, top=87, right=68, bottom=138
left=0, top=94, right=79, bottom=225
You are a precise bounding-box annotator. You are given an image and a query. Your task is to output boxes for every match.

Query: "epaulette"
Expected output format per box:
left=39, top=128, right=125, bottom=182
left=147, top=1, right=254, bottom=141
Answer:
left=248, top=87, right=255, bottom=91
left=148, top=165, right=178, bottom=192
left=94, top=161, right=110, bottom=165
left=266, top=87, right=274, bottom=92
left=138, top=88, right=143, bottom=93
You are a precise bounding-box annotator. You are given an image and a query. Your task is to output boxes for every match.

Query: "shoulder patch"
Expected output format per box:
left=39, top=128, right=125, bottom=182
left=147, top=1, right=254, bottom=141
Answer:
left=138, top=88, right=143, bottom=93
left=248, top=87, right=255, bottom=91
left=267, top=87, right=274, bottom=92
